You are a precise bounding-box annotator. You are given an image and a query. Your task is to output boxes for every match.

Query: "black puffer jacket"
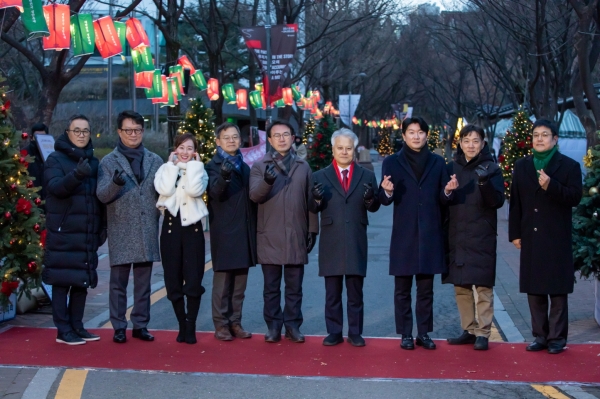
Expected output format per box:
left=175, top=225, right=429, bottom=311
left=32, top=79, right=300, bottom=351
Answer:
left=442, top=144, right=505, bottom=287
left=42, top=133, right=104, bottom=288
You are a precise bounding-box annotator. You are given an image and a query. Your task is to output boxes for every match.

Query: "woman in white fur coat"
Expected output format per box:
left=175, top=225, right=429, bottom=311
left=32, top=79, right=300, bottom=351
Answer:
left=154, top=133, right=208, bottom=344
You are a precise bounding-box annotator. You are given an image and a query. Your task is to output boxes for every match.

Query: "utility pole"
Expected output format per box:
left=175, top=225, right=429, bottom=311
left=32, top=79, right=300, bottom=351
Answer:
left=153, top=8, right=160, bottom=134
left=107, top=2, right=113, bottom=132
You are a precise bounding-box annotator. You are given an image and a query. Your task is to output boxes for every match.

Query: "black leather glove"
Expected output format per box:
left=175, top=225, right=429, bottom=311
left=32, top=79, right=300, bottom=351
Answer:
left=363, top=183, right=374, bottom=202
left=73, top=158, right=92, bottom=180
left=264, top=164, right=277, bottom=185
left=113, top=169, right=126, bottom=186
left=475, top=165, right=490, bottom=185
left=312, top=182, right=324, bottom=201
left=99, top=228, right=107, bottom=246
left=307, top=232, right=317, bottom=254
left=220, top=160, right=234, bottom=181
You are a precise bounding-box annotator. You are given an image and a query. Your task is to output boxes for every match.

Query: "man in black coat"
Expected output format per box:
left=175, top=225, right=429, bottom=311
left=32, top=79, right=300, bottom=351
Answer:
left=443, top=125, right=504, bottom=351
left=43, top=115, right=106, bottom=345
left=509, top=119, right=582, bottom=354
left=379, top=117, right=457, bottom=350
left=207, top=122, right=257, bottom=341
left=311, top=128, right=380, bottom=347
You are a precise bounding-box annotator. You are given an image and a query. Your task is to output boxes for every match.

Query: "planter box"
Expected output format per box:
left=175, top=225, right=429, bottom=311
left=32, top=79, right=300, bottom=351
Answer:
left=0, top=293, right=17, bottom=322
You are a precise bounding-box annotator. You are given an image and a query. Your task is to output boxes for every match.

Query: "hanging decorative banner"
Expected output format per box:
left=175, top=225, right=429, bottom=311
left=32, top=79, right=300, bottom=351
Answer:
left=42, top=4, right=70, bottom=51
left=132, top=46, right=154, bottom=73
left=282, top=87, right=293, bottom=106
left=125, top=18, right=150, bottom=51
left=190, top=71, right=207, bottom=90
left=172, top=76, right=182, bottom=101
left=260, top=91, right=266, bottom=110
left=177, top=55, right=196, bottom=75
left=222, top=83, right=236, bottom=104
left=207, top=79, right=219, bottom=101
left=21, top=0, right=50, bottom=40
left=151, top=70, right=163, bottom=97
left=152, top=75, right=169, bottom=104
left=113, top=20, right=128, bottom=54
left=241, top=24, right=298, bottom=102
left=274, top=98, right=285, bottom=108
left=169, top=65, right=184, bottom=95
left=134, top=71, right=153, bottom=89
left=236, top=89, right=248, bottom=110
left=249, top=90, right=262, bottom=109
left=291, top=85, right=302, bottom=101
left=0, top=0, right=23, bottom=12
left=161, top=77, right=176, bottom=107
left=71, top=14, right=95, bottom=57
left=93, top=16, right=123, bottom=58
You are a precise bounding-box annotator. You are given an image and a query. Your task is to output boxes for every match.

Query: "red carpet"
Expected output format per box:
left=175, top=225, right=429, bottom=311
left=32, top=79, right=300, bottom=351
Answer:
left=0, top=327, right=598, bottom=383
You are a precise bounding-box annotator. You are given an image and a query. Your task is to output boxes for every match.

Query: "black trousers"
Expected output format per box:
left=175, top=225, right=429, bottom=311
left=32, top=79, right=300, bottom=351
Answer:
left=261, top=264, right=304, bottom=331
left=394, top=274, right=434, bottom=336
left=160, top=211, right=206, bottom=320
left=324, top=275, right=364, bottom=336
left=212, top=268, right=249, bottom=329
left=527, top=294, right=568, bottom=346
left=52, top=285, right=87, bottom=334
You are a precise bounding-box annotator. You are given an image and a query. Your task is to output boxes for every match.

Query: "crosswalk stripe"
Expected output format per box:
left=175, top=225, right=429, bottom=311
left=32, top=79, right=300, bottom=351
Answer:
left=531, top=385, right=570, bottom=399
left=21, top=368, right=61, bottom=399
left=55, top=369, right=88, bottom=399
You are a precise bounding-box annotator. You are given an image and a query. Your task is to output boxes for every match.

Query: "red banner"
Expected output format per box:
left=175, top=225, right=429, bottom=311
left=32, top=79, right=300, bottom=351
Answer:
left=42, top=4, right=70, bottom=50
left=135, top=71, right=153, bottom=89
left=177, top=55, right=196, bottom=74
left=125, top=18, right=150, bottom=51
left=93, top=16, right=123, bottom=59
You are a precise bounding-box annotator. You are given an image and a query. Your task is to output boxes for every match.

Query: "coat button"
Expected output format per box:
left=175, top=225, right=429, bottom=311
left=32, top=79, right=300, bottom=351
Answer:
left=534, top=209, right=538, bottom=212
left=183, top=203, right=186, bottom=206
left=182, top=186, right=185, bottom=189
left=168, top=230, right=171, bottom=233
left=534, top=228, right=537, bottom=231
left=183, top=172, right=186, bottom=175
left=169, top=223, right=172, bottom=226
left=183, top=218, right=186, bottom=221
left=195, top=229, right=198, bottom=232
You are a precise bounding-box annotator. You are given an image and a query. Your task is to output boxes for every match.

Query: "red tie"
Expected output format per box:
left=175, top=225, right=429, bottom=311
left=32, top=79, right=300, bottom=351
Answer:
left=342, top=169, right=348, bottom=193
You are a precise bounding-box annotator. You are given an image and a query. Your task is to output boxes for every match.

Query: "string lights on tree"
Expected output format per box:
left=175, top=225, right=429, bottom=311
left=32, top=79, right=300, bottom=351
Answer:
left=179, top=97, right=217, bottom=164
left=499, top=108, right=533, bottom=200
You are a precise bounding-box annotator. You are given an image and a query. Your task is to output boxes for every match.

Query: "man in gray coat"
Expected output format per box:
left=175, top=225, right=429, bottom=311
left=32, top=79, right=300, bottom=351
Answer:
left=250, top=120, right=319, bottom=344
left=97, top=110, right=162, bottom=344
left=311, top=129, right=380, bottom=347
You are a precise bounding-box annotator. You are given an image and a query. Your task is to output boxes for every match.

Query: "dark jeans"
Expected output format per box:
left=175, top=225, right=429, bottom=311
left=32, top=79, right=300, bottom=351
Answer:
left=52, top=285, right=87, bottom=334
left=324, top=275, right=364, bottom=336
left=394, top=274, right=434, bottom=336
left=528, top=294, right=568, bottom=346
left=261, top=264, right=304, bottom=332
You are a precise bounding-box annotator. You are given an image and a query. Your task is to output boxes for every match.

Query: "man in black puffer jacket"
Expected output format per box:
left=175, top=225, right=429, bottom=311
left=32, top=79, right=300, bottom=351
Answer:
left=43, top=114, right=106, bottom=346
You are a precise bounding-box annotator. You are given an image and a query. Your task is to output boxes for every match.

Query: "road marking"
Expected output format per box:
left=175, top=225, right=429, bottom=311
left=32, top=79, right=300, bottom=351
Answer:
left=21, top=368, right=61, bottom=399
left=531, top=385, right=570, bottom=399
left=55, top=369, right=88, bottom=399
left=558, top=385, right=599, bottom=399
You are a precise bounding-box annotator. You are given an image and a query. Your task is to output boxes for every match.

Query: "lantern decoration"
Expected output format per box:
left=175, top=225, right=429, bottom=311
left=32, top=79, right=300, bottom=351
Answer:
left=93, top=16, right=123, bottom=58
left=134, top=71, right=153, bottom=89
left=282, top=88, right=294, bottom=106
left=236, top=89, right=248, bottom=110
left=71, top=14, right=95, bottom=57
left=177, top=55, right=196, bottom=75
left=131, top=47, right=154, bottom=74
left=255, top=83, right=264, bottom=92
left=190, top=71, right=207, bottom=90
left=312, top=90, right=321, bottom=103
left=113, top=21, right=127, bottom=54
left=260, top=92, right=267, bottom=110
left=274, top=98, right=286, bottom=108
left=161, top=77, right=177, bottom=107
left=352, top=116, right=358, bottom=125
left=222, top=83, right=236, bottom=104
left=291, top=85, right=302, bottom=101
left=207, top=79, right=220, bottom=101
left=125, top=18, right=150, bottom=51
left=21, top=0, right=49, bottom=40
left=323, top=101, right=332, bottom=114
left=169, top=65, right=184, bottom=95
left=42, top=4, right=70, bottom=50
left=314, top=109, right=323, bottom=119
left=152, top=75, right=169, bottom=104
left=0, top=0, right=24, bottom=12
left=249, top=90, right=263, bottom=109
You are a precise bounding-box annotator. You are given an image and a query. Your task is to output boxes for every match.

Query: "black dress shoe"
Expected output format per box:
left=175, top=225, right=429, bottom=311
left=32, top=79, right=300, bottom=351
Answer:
left=264, top=329, right=281, bottom=343
left=284, top=328, right=305, bottom=343
left=526, top=341, right=547, bottom=352
left=132, top=328, right=155, bottom=341
left=323, top=333, right=344, bottom=346
left=447, top=330, right=477, bottom=345
left=416, top=334, right=436, bottom=350
left=113, top=329, right=126, bottom=344
left=400, top=335, right=414, bottom=350
left=347, top=334, right=366, bottom=347
left=474, top=336, right=489, bottom=351
left=547, top=342, right=565, bottom=354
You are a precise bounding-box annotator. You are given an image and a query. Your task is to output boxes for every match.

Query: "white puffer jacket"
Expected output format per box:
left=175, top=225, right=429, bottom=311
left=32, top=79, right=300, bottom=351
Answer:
left=154, top=160, right=209, bottom=227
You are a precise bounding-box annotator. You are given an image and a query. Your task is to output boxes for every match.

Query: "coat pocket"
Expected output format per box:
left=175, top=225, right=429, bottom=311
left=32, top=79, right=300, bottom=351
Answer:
left=321, top=216, right=333, bottom=226
left=57, top=203, right=73, bottom=232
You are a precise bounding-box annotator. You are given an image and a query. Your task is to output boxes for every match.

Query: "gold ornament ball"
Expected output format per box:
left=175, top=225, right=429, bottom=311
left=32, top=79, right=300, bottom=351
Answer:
left=198, top=119, right=204, bottom=126
left=590, top=186, right=599, bottom=196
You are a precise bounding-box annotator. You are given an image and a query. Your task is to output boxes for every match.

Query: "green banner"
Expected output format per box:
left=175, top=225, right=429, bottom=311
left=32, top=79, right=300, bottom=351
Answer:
left=70, top=14, right=95, bottom=57
left=113, top=21, right=128, bottom=55
left=21, top=0, right=49, bottom=40
left=190, top=71, right=207, bottom=91
left=144, top=70, right=163, bottom=99
left=132, top=47, right=154, bottom=73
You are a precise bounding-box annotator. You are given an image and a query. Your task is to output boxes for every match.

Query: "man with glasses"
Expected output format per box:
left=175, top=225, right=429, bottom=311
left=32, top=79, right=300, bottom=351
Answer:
left=97, top=110, right=163, bottom=344
left=509, top=119, right=582, bottom=354
left=206, top=122, right=257, bottom=341
left=250, top=119, right=319, bottom=343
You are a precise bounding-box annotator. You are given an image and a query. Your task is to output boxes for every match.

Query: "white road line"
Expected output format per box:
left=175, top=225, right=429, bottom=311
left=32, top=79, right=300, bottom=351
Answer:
left=558, top=385, right=599, bottom=399
left=21, top=368, right=61, bottom=399
left=493, top=291, right=525, bottom=343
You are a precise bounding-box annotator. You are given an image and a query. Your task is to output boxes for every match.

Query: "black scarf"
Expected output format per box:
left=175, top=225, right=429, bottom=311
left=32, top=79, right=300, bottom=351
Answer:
left=271, top=150, right=295, bottom=175
left=55, top=132, right=94, bottom=161
left=117, top=138, right=145, bottom=183
left=403, top=145, right=430, bottom=181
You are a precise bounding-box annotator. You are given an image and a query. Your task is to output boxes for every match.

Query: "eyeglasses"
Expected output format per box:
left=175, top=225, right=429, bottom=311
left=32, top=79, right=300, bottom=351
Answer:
left=220, top=135, right=240, bottom=142
left=532, top=133, right=552, bottom=139
left=120, top=128, right=144, bottom=136
left=68, top=129, right=91, bottom=137
left=272, top=132, right=292, bottom=139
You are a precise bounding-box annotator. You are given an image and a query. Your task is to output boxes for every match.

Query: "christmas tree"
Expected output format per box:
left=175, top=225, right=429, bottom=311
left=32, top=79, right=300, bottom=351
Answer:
left=303, top=118, right=316, bottom=146
left=573, top=135, right=600, bottom=279
left=0, top=75, right=45, bottom=309
left=377, top=128, right=394, bottom=156
left=179, top=97, right=217, bottom=164
left=499, top=108, right=533, bottom=200
left=308, top=114, right=335, bottom=171
left=428, top=126, right=441, bottom=152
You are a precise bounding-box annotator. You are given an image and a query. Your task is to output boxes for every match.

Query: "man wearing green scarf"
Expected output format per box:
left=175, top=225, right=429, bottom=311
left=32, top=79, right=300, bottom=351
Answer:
left=509, top=119, right=582, bottom=355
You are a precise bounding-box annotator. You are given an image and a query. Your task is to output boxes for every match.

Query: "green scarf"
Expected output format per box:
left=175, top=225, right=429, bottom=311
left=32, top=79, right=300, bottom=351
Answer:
left=532, top=145, right=558, bottom=177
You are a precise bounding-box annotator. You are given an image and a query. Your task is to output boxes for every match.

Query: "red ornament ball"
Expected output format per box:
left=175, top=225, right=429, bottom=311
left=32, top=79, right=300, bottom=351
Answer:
left=24, top=209, right=31, bottom=215
left=33, top=223, right=40, bottom=232
left=317, top=133, right=324, bottom=140
left=10, top=183, right=16, bottom=190
left=21, top=132, right=28, bottom=140
left=34, top=198, right=42, bottom=206
left=504, top=165, right=510, bottom=170
left=323, top=122, right=328, bottom=128
left=504, top=182, right=509, bottom=188
left=9, top=239, right=16, bottom=245
left=498, top=155, right=505, bottom=163
left=4, top=211, right=11, bottom=219
left=517, top=141, right=525, bottom=149
left=27, top=262, right=37, bottom=273
left=26, top=181, right=34, bottom=188
left=19, top=157, right=26, bottom=164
